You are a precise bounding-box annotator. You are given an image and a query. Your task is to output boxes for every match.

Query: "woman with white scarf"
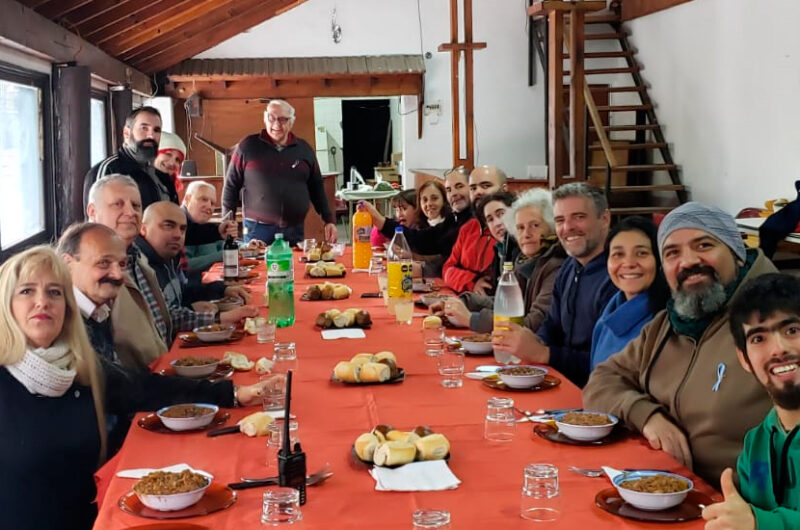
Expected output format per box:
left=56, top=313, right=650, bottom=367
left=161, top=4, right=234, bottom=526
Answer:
left=0, top=246, right=272, bottom=530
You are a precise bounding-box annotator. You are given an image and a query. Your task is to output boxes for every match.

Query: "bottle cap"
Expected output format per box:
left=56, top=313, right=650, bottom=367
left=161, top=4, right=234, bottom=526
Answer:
left=275, top=233, right=284, bottom=239
left=503, top=262, right=513, bottom=271
left=395, top=227, right=403, bottom=233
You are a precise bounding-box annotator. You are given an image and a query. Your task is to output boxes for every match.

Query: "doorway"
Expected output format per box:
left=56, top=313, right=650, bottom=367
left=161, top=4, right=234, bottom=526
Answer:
left=342, top=99, right=391, bottom=185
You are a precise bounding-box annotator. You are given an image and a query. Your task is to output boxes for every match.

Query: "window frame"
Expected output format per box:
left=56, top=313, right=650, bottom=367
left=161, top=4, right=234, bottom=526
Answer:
left=90, top=88, right=111, bottom=164
left=0, top=61, right=55, bottom=262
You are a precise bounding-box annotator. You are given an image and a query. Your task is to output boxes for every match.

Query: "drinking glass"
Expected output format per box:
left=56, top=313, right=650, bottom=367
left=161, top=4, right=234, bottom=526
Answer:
left=301, top=238, right=316, bottom=254
left=412, top=509, right=451, bottom=528
left=261, top=487, right=302, bottom=524
left=395, top=299, right=413, bottom=324
left=266, top=420, right=300, bottom=471
left=436, top=349, right=465, bottom=388
left=378, top=272, right=389, bottom=307
left=255, top=317, right=277, bottom=344
left=422, top=326, right=445, bottom=356
left=273, top=342, right=297, bottom=373
left=520, top=463, right=560, bottom=522
left=261, top=373, right=287, bottom=412
left=368, top=255, right=385, bottom=275
left=484, top=397, right=516, bottom=442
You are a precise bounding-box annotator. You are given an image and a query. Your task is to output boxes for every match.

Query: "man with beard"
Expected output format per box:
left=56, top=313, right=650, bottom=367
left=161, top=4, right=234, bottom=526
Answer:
left=84, top=106, right=171, bottom=210
left=583, top=202, right=775, bottom=487
left=359, top=166, right=473, bottom=270
left=493, top=182, right=617, bottom=387
left=699, top=273, right=800, bottom=530
left=441, top=165, right=507, bottom=293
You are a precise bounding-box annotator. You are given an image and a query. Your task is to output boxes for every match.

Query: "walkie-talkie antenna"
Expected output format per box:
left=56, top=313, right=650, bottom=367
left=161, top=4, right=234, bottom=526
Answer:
left=282, top=370, right=292, bottom=456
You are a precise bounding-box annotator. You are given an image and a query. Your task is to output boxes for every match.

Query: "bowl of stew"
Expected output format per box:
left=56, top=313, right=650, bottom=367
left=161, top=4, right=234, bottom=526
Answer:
left=170, top=357, right=220, bottom=378
left=554, top=411, right=618, bottom=441
left=193, top=324, right=235, bottom=342
left=133, top=469, right=212, bottom=511
left=613, top=470, right=693, bottom=511
left=156, top=403, right=219, bottom=431
left=497, top=365, right=547, bottom=388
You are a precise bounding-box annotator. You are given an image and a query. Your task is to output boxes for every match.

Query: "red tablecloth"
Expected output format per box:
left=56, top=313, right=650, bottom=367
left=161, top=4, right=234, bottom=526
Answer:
left=94, top=250, right=717, bottom=528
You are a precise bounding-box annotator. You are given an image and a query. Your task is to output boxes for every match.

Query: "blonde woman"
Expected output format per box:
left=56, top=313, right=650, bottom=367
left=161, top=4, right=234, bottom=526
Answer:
left=0, top=246, right=270, bottom=530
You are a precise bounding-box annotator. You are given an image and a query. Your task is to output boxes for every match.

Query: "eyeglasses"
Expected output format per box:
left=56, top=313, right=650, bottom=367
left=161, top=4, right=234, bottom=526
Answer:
left=266, top=114, right=292, bottom=125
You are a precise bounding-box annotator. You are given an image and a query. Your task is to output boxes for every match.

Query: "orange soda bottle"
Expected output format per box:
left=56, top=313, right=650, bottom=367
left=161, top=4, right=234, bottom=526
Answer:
left=352, top=204, right=373, bottom=269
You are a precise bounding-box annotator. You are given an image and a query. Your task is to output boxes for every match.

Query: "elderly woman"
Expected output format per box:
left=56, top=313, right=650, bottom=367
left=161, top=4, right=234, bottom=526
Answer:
left=439, top=188, right=566, bottom=333
left=0, top=247, right=272, bottom=530
left=590, top=216, right=669, bottom=369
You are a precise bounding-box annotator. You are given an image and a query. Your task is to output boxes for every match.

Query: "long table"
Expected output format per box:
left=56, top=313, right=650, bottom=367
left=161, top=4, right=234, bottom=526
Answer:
left=94, top=250, right=717, bottom=528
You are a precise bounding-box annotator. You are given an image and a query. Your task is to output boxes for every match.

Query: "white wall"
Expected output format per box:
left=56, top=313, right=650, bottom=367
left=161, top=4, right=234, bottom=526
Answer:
left=196, top=0, right=548, bottom=184
left=629, top=0, right=800, bottom=214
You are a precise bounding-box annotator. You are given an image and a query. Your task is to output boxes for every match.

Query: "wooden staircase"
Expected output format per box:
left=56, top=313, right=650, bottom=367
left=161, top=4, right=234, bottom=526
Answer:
left=529, top=1, right=687, bottom=217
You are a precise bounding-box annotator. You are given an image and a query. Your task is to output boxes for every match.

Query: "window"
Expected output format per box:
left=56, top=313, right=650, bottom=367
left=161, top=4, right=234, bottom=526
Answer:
left=90, top=95, right=108, bottom=166
left=0, top=63, right=53, bottom=260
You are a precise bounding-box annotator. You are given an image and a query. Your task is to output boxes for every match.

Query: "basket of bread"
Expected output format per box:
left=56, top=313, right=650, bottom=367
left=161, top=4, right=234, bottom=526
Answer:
left=305, top=261, right=346, bottom=278
left=353, top=425, right=451, bottom=467
left=316, top=308, right=372, bottom=329
left=332, top=351, right=403, bottom=384
left=302, top=282, right=351, bottom=301
left=304, top=241, right=336, bottom=262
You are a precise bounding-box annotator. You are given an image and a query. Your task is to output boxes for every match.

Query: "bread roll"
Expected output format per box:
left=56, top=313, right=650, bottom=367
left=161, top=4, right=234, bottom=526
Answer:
left=333, top=311, right=355, bottom=328
left=238, top=412, right=274, bottom=437
left=373, top=441, right=417, bottom=466
left=414, top=433, right=450, bottom=461
left=373, top=351, right=396, bottom=363
left=423, top=315, right=443, bottom=329
left=334, top=361, right=360, bottom=383
left=359, top=362, right=391, bottom=383
left=255, top=357, right=274, bottom=374
left=350, top=353, right=375, bottom=366
left=332, top=284, right=350, bottom=299
left=223, top=351, right=254, bottom=371
left=377, top=358, right=398, bottom=378
left=386, top=430, right=411, bottom=442
left=354, top=432, right=379, bottom=462
left=372, top=424, right=393, bottom=442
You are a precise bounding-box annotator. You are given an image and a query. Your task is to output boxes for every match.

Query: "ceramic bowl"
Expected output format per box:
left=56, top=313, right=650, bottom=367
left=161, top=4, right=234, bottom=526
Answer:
left=497, top=365, right=547, bottom=388
left=554, top=411, right=618, bottom=441
left=612, top=470, right=693, bottom=511
left=170, top=358, right=220, bottom=379
left=193, top=324, right=235, bottom=342
left=156, top=403, right=219, bottom=432
left=136, top=472, right=212, bottom=511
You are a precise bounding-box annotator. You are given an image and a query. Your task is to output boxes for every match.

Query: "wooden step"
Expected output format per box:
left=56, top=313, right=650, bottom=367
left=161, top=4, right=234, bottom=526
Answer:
left=567, top=12, right=621, bottom=24
left=590, top=124, right=661, bottom=132
left=589, top=86, right=648, bottom=93
left=589, top=142, right=667, bottom=151
left=596, top=104, right=653, bottom=112
left=610, top=206, right=676, bottom=215
left=564, top=66, right=641, bottom=76
left=564, top=50, right=636, bottom=59
left=588, top=164, right=677, bottom=172
left=609, top=185, right=685, bottom=193
left=585, top=32, right=627, bottom=40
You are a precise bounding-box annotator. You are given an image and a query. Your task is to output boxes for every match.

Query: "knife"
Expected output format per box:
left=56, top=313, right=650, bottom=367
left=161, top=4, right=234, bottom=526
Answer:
left=207, top=425, right=240, bottom=437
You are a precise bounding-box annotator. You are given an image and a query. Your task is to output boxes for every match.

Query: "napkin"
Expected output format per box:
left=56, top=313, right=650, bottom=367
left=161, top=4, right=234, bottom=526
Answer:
left=369, top=460, right=461, bottom=491
left=321, top=329, right=366, bottom=340
left=116, top=463, right=213, bottom=480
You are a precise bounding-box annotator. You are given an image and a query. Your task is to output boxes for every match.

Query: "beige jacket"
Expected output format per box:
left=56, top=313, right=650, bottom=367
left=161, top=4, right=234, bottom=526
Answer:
left=583, top=250, right=776, bottom=485
left=110, top=256, right=170, bottom=371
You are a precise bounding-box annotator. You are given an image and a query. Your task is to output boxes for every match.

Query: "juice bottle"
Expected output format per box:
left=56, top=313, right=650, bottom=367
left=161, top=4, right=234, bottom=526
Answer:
left=493, top=262, right=524, bottom=363
left=352, top=206, right=373, bottom=270
left=387, top=227, right=413, bottom=322
left=266, top=234, right=295, bottom=327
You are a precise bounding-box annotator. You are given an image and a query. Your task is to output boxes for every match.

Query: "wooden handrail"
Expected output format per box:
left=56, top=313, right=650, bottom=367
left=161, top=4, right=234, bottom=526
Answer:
left=584, top=84, right=619, bottom=168
left=529, top=0, right=606, bottom=19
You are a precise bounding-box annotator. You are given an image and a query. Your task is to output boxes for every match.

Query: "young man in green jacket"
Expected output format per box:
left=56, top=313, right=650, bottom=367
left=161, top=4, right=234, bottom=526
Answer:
left=703, top=273, right=800, bottom=529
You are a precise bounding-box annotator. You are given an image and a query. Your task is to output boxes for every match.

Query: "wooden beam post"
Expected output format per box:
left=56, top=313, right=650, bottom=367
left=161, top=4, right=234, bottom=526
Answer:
left=547, top=10, right=565, bottom=188
left=569, top=10, right=586, bottom=179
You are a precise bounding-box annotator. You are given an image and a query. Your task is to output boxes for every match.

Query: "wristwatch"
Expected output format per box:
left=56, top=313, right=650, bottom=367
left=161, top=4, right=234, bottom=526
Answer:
left=233, top=384, right=240, bottom=407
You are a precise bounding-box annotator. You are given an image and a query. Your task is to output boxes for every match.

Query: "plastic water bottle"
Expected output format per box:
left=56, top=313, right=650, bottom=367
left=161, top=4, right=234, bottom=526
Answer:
left=352, top=206, right=373, bottom=270
left=387, top=227, right=413, bottom=321
left=266, top=234, right=294, bottom=327
left=493, top=262, right=524, bottom=363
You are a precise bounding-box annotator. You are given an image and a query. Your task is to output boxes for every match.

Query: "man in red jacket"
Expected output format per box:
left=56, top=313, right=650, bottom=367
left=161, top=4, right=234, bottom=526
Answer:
left=442, top=166, right=507, bottom=293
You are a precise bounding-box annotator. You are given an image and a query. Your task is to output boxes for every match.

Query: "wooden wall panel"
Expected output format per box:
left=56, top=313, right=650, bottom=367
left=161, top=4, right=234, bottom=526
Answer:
left=622, top=0, right=694, bottom=21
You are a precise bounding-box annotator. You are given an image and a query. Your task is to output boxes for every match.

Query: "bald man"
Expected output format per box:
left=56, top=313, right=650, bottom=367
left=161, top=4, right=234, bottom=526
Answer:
left=441, top=166, right=508, bottom=294
left=136, top=201, right=258, bottom=331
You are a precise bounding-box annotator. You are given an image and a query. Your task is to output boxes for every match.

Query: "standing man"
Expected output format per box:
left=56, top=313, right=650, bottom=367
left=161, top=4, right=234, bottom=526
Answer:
left=441, top=165, right=507, bottom=294
left=84, top=106, right=171, bottom=210
left=223, top=99, right=336, bottom=246
left=492, top=182, right=617, bottom=388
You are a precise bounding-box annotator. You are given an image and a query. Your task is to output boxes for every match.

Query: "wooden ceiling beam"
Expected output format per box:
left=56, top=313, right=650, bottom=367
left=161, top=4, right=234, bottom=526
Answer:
left=129, top=0, right=297, bottom=72
left=37, top=0, right=93, bottom=21
left=84, top=0, right=201, bottom=42
left=100, top=0, right=238, bottom=54
left=62, top=0, right=130, bottom=29
left=75, top=0, right=158, bottom=38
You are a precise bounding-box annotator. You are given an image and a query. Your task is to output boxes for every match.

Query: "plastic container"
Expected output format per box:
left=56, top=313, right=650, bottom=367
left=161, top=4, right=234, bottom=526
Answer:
left=266, top=234, right=295, bottom=327
left=352, top=207, right=373, bottom=269
left=223, top=235, right=239, bottom=281
left=493, top=262, right=524, bottom=364
left=386, top=227, right=413, bottom=318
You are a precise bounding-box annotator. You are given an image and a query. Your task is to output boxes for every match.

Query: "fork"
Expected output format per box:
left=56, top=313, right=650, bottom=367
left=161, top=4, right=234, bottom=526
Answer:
left=235, top=463, right=332, bottom=487
left=568, top=466, right=605, bottom=478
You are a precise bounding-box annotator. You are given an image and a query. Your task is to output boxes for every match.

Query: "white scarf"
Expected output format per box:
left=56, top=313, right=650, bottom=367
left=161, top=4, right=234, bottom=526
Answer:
left=6, top=341, right=77, bottom=397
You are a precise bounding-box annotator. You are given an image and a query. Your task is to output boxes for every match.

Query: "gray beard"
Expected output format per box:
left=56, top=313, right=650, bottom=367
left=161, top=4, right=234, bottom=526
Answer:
left=672, top=281, right=728, bottom=319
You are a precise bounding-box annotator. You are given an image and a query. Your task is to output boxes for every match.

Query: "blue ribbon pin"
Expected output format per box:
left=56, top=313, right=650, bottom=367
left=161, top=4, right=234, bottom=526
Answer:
left=712, top=362, right=726, bottom=392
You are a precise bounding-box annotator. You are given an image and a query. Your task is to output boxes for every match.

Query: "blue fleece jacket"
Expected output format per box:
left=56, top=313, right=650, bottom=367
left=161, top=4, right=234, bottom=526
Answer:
left=537, top=252, right=617, bottom=387
left=590, top=290, right=656, bottom=370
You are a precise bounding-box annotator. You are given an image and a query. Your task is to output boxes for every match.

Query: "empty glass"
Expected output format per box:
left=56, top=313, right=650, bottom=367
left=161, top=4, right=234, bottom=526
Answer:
left=261, top=487, right=302, bottom=525
left=436, top=349, right=465, bottom=388
left=412, top=509, right=451, bottom=528
left=520, top=463, right=560, bottom=522
left=266, top=420, right=300, bottom=470
left=484, top=397, right=516, bottom=442
left=255, top=317, right=277, bottom=344
left=422, top=326, right=445, bottom=356
left=377, top=273, right=389, bottom=306
left=368, top=255, right=385, bottom=275
left=301, top=238, right=316, bottom=254
left=261, top=373, right=287, bottom=412
left=273, top=342, right=297, bottom=373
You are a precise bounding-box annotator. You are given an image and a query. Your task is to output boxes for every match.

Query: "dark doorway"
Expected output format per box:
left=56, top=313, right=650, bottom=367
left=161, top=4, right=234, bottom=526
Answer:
left=342, top=99, right=391, bottom=185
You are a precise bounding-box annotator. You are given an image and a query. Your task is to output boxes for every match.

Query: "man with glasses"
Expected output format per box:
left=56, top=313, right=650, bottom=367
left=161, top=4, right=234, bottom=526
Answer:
left=222, top=99, right=336, bottom=246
